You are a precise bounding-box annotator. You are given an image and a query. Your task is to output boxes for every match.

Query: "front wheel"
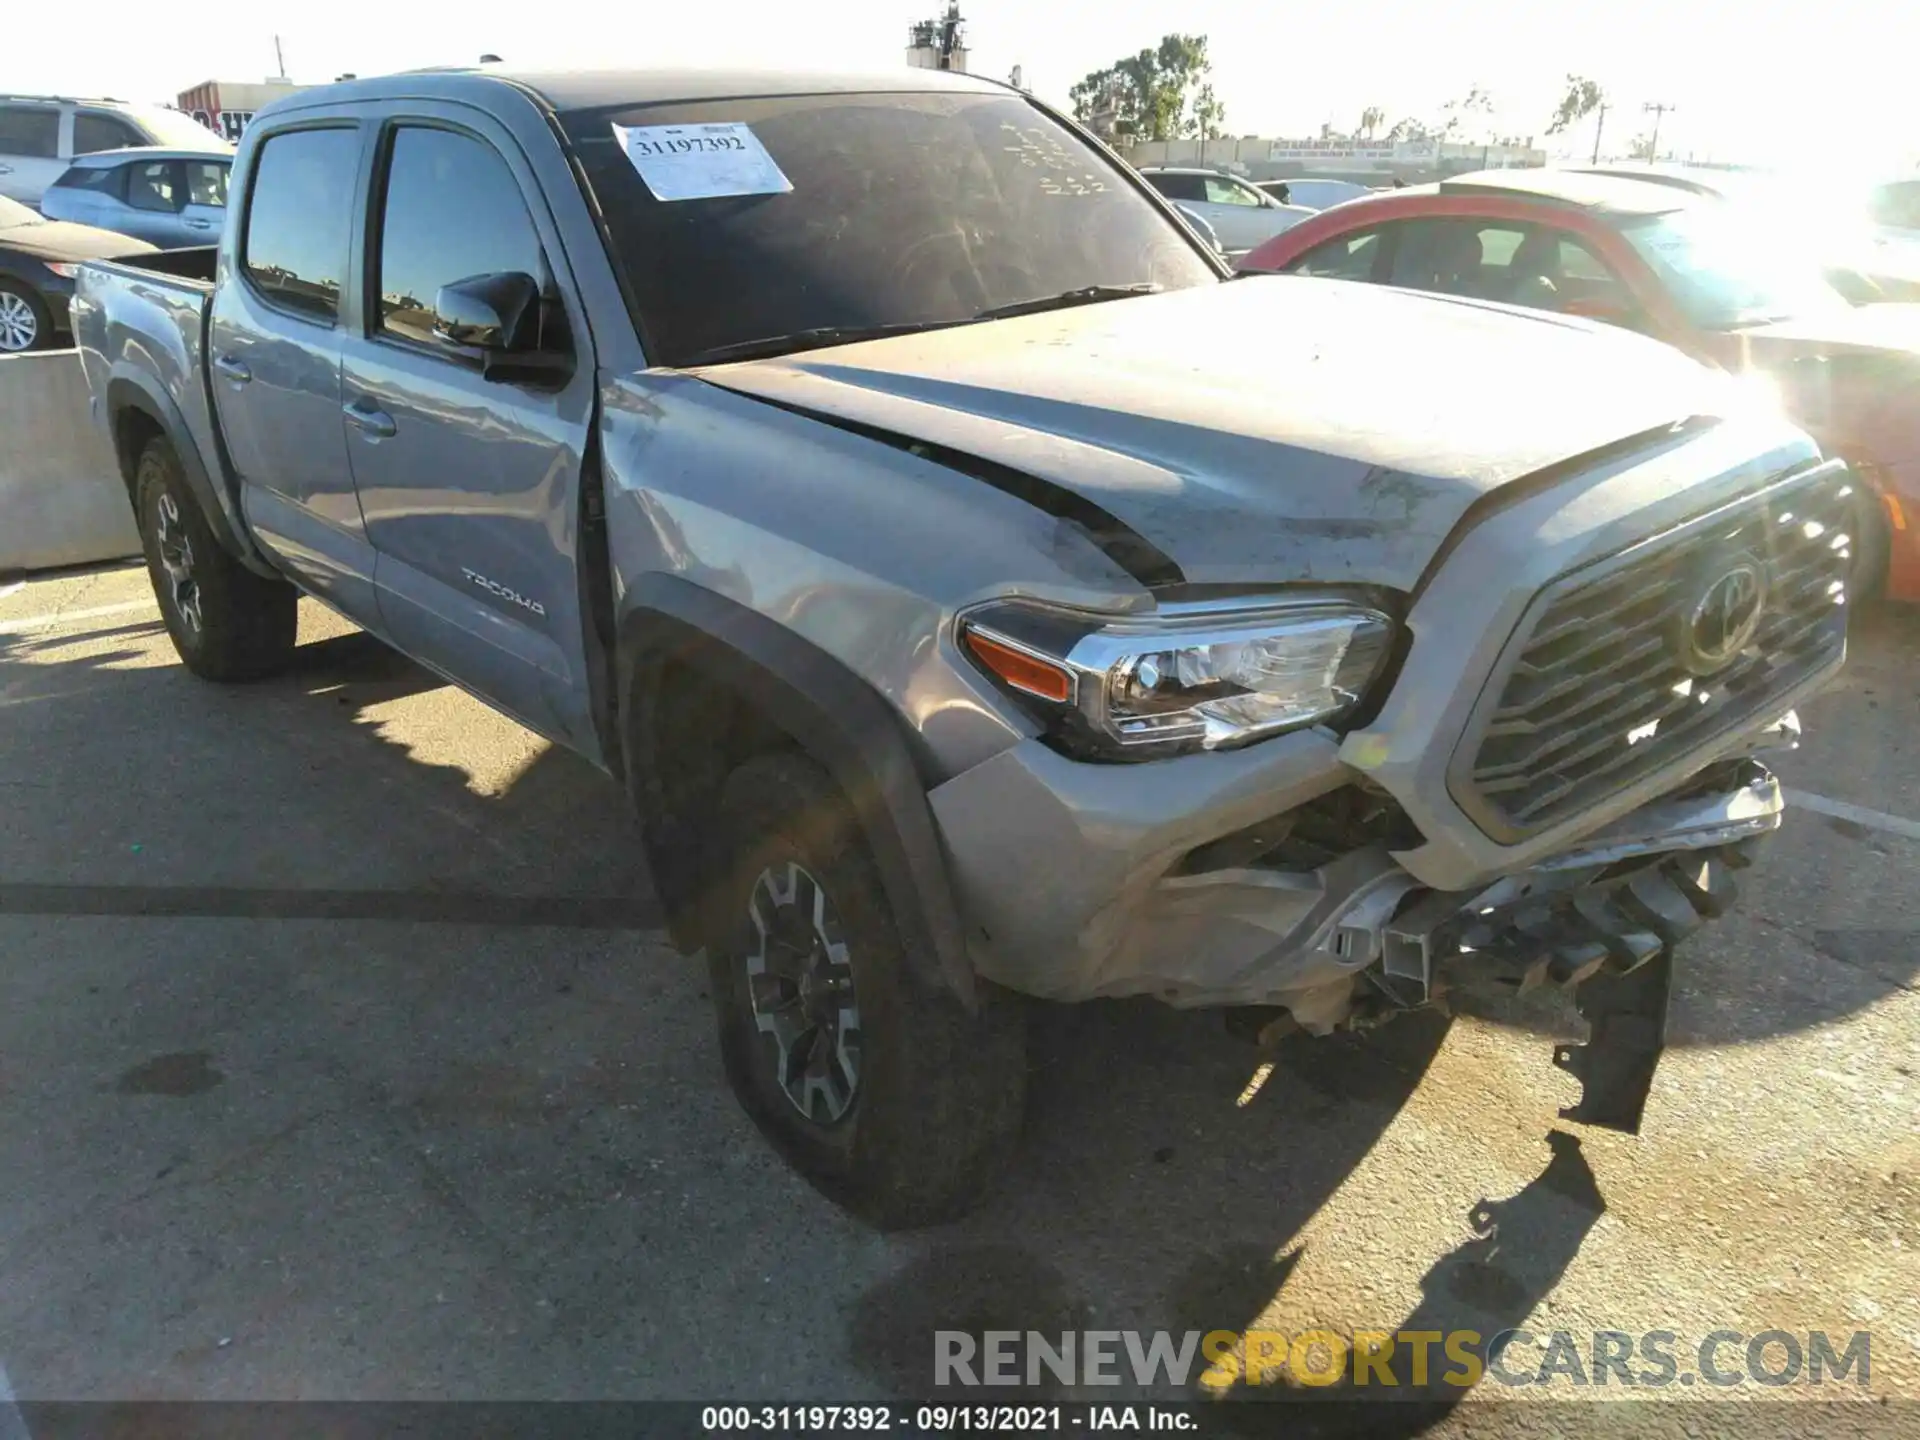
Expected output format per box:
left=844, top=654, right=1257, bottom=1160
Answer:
left=707, top=752, right=1027, bottom=1229
left=135, top=437, right=298, bottom=681
left=0, top=280, right=51, bottom=353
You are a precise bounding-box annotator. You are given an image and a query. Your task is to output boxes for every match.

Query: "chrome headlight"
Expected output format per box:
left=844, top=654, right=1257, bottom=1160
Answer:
left=960, top=597, right=1396, bottom=757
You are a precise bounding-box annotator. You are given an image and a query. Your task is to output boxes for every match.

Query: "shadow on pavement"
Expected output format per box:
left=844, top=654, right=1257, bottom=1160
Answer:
left=0, top=598, right=1906, bottom=1406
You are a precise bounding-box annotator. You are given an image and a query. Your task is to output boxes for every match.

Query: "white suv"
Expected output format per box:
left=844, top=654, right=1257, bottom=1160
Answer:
left=0, top=95, right=230, bottom=209
left=1138, top=166, right=1316, bottom=254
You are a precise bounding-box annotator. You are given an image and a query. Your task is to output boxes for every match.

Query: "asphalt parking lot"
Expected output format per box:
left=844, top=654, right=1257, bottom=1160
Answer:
left=0, top=561, right=1915, bottom=1425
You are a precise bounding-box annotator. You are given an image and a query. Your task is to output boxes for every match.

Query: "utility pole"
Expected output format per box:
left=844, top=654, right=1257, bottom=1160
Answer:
left=1642, top=100, right=1675, bottom=161
left=1590, top=103, right=1607, bottom=164
left=273, top=35, right=287, bottom=80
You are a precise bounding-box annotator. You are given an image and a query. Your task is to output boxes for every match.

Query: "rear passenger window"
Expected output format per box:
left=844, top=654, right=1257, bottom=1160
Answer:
left=72, top=113, right=141, bottom=155
left=374, top=126, right=545, bottom=349
left=243, top=128, right=359, bottom=321
left=1146, top=173, right=1205, bottom=203
left=186, top=161, right=229, bottom=208
left=52, top=166, right=122, bottom=195
left=0, top=106, right=59, bottom=159
left=127, top=161, right=180, bottom=213
left=1286, top=229, right=1383, bottom=281
left=1389, top=219, right=1533, bottom=301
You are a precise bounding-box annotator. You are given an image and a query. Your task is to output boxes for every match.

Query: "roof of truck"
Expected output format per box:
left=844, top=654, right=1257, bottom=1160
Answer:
left=406, top=65, right=1008, bottom=112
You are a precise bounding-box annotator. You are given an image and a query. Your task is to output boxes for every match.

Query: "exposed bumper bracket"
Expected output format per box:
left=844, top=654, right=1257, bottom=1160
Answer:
left=1552, top=946, right=1675, bottom=1134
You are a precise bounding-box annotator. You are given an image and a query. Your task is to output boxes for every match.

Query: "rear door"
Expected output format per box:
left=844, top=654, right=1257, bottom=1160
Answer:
left=210, top=116, right=381, bottom=621
left=0, top=103, right=66, bottom=204
left=337, top=105, right=598, bottom=747
left=180, top=158, right=229, bottom=242
left=118, top=158, right=188, bottom=245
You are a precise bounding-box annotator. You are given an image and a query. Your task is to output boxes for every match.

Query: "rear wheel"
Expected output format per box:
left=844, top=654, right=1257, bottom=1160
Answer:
left=0, top=280, right=50, bottom=353
left=134, top=437, right=298, bottom=680
left=707, top=752, right=1027, bottom=1228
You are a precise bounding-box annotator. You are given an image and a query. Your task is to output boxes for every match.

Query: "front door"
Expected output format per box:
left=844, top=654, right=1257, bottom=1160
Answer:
left=210, top=120, right=380, bottom=621
left=338, top=111, right=598, bottom=749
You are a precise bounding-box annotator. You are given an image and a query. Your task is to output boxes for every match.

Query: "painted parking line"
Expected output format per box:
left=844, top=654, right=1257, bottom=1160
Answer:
left=0, top=1361, right=31, bottom=1440
left=0, top=597, right=157, bottom=635
left=1785, top=788, right=1920, bottom=844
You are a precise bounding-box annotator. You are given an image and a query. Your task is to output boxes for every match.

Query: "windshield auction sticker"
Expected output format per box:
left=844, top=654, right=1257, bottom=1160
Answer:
left=612, top=122, right=792, bottom=202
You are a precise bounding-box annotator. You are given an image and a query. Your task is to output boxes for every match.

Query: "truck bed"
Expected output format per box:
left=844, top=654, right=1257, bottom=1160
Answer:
left=72, top=249, right=219, bottom=469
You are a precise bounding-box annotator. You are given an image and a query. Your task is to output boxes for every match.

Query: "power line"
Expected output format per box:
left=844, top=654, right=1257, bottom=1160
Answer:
left=1642, top=101, right=1676, bottom=160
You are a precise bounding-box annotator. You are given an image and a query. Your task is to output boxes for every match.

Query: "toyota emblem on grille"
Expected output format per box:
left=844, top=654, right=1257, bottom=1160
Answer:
left=1679, top=559, right=1766, bottom=675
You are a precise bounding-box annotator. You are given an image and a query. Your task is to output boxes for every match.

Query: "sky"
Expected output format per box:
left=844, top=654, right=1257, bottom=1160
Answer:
left=6, top=0, right=1918, bottom=175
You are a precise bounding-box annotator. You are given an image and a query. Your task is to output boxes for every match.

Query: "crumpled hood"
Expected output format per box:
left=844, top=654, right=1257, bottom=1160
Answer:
left=694, top=278, right=1735, bottom=590
left=0, top=219, right=156, bottom=264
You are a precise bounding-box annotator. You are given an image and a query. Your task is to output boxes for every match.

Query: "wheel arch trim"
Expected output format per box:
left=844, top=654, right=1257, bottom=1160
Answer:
left=616, top=574, right=977, bottom=1007
left=105, top=372, right=275, bottom=577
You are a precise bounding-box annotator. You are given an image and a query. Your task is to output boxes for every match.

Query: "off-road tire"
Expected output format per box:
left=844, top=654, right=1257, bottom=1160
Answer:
left=134, top=437, right=297, bottom=680
left=707, top=752, right=1027, bottom=1228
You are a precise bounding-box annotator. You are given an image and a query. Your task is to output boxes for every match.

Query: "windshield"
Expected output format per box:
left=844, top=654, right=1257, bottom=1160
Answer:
left=0, top=195, right=41, bottom=229
left=1618, top=206, right=1850, bottom=328
left=561, top=89, right=1217, bottom=367
left=125, top=105, right=233, bottom=152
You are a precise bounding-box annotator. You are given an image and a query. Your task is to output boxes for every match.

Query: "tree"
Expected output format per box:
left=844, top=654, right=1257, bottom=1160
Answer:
left=1188, top=82, right=1226, bottom=140
left=1546, top=75, right=1606, bottom=136
left=1628, top=131, right=1658, bottom=161
left=1358, top=105, right=1387, bottom=140
left=1069, top=34, right=1216, bottom=142
left=1438, top=83, right=1497, bottom=143
left=1384, top=116, right=1430, bottom=143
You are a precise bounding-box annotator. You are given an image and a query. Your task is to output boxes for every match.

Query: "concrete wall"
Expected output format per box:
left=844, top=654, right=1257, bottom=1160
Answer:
left=0, top=351, right=141, bottom=575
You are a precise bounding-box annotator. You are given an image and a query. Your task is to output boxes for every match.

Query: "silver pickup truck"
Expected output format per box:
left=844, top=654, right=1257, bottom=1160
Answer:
left=72, top=64, right=1853, bottom=1228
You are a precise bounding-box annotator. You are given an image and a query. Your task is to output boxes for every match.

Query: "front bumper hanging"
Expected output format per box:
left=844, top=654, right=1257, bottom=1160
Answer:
left=1374, top=758, right=1783, bottom=1132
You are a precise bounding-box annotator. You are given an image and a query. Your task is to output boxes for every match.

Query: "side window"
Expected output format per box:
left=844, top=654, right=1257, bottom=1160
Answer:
left=51, top=166, right=123, bottom=195
left=126, top=161, right=181, bottom=213
left=243, top=127, right=360, bottom=321
left=72, top=113, right=142, bottom=155
left=186, top=160, right=229, bottom=208
left=374, top=126, right=547, bottom=350
left=0, top=106, right=60, bottom=159
left=1389, top=218, right=1530, bottom=300
left=1146, top=172, right=1204, bottom=203
left=1204, top=177, right=1261, bottom=207
left=1285, top=228, right=1383, bottom=281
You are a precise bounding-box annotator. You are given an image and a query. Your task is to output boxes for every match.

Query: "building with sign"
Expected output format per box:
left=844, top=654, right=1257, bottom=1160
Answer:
left=175, top=78, right=309, bottom=141
left=1118, top=133, right=1544, bottom=185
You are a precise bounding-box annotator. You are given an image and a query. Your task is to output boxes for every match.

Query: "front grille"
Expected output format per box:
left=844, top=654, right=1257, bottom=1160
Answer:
left=1454, top=465, right=1852, bottom=840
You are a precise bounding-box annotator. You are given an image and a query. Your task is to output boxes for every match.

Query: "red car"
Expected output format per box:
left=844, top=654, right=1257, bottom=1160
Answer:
left=1242, top=169, right=1920, bottom=601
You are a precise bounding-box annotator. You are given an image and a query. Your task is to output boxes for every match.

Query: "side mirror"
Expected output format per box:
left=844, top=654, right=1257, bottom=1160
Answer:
left=433, top=271, right=539, bottom=351
left=432, top=270, right=571, bottom=384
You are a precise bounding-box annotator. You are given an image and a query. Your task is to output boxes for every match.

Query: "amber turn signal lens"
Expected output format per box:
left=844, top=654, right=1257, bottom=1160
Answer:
left=964, top=629, right=1074, bottom=703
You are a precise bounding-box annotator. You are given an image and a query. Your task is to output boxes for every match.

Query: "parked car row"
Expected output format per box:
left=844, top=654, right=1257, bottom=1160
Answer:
left=0, top=93, right=232, bottom=349
left=0, top=93, right=228, bottom=207
left=1239, top=166, right=1920, bottom=602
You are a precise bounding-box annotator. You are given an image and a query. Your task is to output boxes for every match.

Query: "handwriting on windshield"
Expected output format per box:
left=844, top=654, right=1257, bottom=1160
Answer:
left=1000, top=124, right=1108, bottom=197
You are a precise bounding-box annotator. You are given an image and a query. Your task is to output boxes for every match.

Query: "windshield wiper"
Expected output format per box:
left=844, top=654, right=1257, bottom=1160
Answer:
left=683, top=320, right=974, bottom=367
left=974, top=283, right=1162, bottom=322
